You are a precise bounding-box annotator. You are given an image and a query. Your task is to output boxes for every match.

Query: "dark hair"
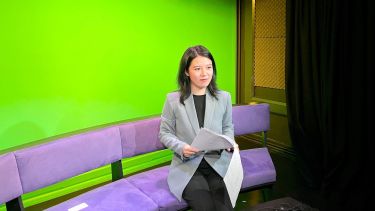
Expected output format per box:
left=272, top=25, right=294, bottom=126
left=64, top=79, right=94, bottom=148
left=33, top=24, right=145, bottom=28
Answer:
left=177, top=45, right=218, bottom=105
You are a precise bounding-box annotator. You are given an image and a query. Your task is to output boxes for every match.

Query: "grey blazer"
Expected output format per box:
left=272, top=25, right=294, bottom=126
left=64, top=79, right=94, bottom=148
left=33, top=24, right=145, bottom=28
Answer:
left=159, top=90, right=235, bottom=201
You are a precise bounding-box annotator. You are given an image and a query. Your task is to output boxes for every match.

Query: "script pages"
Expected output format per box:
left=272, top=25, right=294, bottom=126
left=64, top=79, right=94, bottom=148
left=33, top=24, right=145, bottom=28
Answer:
left=191, top=128, right=244, bottom=208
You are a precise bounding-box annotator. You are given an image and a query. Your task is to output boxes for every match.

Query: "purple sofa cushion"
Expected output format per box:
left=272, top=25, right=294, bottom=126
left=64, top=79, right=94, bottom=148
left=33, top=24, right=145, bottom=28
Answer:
left=126, top=148, right=275, bottom=210
left=119, top=117, right=165, bottom=158
left=14, top=126, right=122, bottom=193
left=240, top=148, right=276, bottom=189
left=46, top=179, right=159, bottom=211
left=233, top=104, right=270, bottom=136
left=126, top=166, right=188, bottom=211
left=0, top=153, right=23, bottom=204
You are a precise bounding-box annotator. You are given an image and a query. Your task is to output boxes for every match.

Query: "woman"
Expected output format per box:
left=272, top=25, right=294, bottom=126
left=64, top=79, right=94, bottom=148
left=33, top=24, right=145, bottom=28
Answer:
left=159, top=45, right=237, bottom=211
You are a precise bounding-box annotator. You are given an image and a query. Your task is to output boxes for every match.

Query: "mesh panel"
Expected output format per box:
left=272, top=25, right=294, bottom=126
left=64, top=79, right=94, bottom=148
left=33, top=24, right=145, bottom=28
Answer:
left=254, top=0, right=286, bottom=89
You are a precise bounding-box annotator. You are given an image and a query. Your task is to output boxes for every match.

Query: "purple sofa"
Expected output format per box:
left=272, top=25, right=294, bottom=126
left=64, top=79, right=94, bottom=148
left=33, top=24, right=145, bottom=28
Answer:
left=0, top=104, right=276, bottom=211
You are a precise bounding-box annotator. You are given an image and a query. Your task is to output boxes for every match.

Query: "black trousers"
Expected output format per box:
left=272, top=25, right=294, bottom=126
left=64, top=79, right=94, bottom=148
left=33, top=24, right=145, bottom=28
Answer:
left=182, top=159, right=234, bottom=211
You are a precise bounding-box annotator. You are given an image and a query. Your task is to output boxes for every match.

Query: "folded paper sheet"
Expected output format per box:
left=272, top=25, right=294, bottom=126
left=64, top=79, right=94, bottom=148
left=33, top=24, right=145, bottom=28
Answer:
left=191, top=128, right=234, bottom=150
left=191, top=128, right=244, bottom=207
left=223, top=147, right=243, bottom=207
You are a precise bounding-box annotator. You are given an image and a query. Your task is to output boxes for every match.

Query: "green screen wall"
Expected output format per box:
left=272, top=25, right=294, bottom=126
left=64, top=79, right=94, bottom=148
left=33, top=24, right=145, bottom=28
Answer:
left=0, top=0, right=237, bottom=151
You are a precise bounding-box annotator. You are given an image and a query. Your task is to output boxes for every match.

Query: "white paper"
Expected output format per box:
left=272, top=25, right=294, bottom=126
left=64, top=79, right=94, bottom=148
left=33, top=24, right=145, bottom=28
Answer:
left=191, top=128, right=234, bottom=151
left=191, top=128, right=244, bottom=208
left=68, top=203, right=88, bottom=211
left=223, top=148, right=243, bottom=207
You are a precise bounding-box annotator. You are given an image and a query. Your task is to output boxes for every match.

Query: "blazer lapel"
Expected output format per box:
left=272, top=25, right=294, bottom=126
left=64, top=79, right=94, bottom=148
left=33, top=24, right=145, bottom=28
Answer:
left=184, top=95, right=200, bottom=136
left=204, top=91, right=216, bottom=129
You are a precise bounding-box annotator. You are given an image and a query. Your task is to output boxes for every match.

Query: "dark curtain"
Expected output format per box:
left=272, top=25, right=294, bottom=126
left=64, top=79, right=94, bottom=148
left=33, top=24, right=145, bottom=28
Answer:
left=286, top=0, right=374, bottom=210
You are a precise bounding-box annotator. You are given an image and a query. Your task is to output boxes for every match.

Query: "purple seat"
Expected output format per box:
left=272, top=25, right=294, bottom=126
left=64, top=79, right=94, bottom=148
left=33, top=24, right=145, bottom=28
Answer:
left=44, top=117, right=173, bottom=211
left=46, top=179, right=159, bottom=211
left=126, top=166, right=188, bottom=211
left=240, top=148, right=276, bottom=189
left=233, top=104, right=276, bottom=190
left=0, top=153, right=23, bottom=204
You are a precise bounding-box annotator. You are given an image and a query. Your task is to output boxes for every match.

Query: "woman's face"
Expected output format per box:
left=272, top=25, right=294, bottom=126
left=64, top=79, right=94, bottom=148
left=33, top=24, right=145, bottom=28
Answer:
left=186, top=56, right=213, bottom=94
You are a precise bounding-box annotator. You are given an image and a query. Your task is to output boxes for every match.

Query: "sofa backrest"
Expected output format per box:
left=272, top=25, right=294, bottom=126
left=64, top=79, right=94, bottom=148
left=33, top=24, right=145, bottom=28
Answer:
left=0, top=153, right=23, bottom=204
left=118, top=104, right=270, bottom=158
left=14, top=126, right=122, bottom=194
left=232, top=104, right=270, bottom=135
left=119, top=117, right=165, bottom=158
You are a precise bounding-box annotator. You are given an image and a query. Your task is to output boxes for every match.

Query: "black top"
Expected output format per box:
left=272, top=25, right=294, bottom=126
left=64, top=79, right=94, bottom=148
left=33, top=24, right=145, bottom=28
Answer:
left=193, top=94, right=222, bottom=171
left=193, top=94, right=206, bottom=128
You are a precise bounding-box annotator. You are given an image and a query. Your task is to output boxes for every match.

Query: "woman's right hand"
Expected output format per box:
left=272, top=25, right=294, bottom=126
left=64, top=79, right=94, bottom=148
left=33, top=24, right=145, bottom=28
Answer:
left=182, top=144, right=199, bottom=158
